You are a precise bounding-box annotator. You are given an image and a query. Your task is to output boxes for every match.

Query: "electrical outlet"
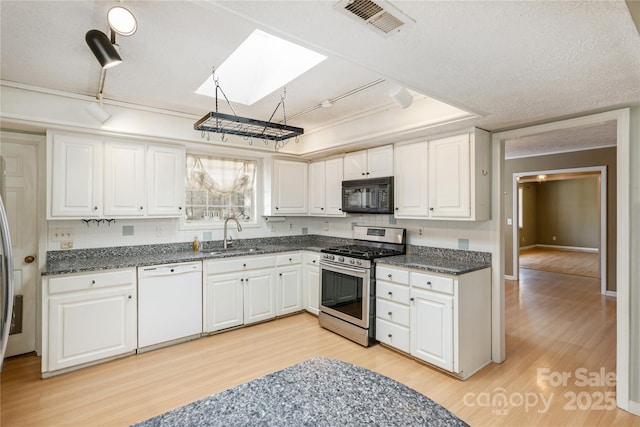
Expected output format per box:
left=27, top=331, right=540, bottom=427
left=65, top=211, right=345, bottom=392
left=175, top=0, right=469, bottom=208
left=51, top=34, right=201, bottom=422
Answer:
left=418, top=227, right=423, bottom=237
left=323, top=222, right=329, bottom=231
left=552, top=235, right=557, bottom=241
left=61, top=241, right=73, bottom=249
left=289, top=223, right=293, bottom=229
left=156, top=226, right=165, bottom=237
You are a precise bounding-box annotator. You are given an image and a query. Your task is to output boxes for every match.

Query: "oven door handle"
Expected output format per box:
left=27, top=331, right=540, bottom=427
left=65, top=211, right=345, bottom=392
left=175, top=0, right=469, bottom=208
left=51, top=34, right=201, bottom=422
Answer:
left=320, top=262, right=369, bottom=276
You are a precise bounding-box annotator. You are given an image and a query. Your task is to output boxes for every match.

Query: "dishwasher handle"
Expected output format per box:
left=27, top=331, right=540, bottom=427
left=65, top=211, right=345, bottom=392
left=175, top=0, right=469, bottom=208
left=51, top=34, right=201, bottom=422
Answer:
left=138, top=262, right=202, bottom=278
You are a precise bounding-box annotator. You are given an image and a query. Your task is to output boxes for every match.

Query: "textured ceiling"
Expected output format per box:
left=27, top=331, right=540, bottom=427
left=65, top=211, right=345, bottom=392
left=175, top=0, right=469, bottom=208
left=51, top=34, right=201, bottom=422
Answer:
left=1, top=1, right=638, bottom=153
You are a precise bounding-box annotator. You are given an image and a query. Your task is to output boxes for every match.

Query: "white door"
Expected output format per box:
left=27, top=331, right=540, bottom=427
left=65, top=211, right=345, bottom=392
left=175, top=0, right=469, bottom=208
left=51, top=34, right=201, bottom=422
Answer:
left=308, top=161, right=326, bottom=215
left=343, top=150, right=367, bottom=180
left=324, top=158, right=344, bottom=215
left=244, top=268, right=275, bottom=324
left=0, top=135, right=39, bottom=357
left=394, top=141, right=429, bottom=218
left=147, top=145, right=185, bottom=216
left=410, top=288, right=454, bottom=371
left=277, top=266, right=302, bottom=316
left=429, top=134, right=470, bottom=218
left=367, top=145, right=394, bottom=178
left=273, top=160, right=308, bottom=214
left=104, top=140, right=146, bottom=216
left=205, top=272, right=244, bottom=332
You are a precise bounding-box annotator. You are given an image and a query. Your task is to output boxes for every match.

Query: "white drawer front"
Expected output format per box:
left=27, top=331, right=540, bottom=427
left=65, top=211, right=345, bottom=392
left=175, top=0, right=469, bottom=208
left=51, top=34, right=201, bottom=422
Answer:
left=376, top=280, right=410, bottom=304
left=304, top=252, right=320, bottom=265
left=276, top=253, right=302, bottom=266
left=376, top=318, right=410, bottom=353
left=206, top=255, right=276, bottom=274
left=376, top=298, right=410, bottom=326
left=376, top=266, right=409, bottom=285
left=49, top=269, right=135, bottom=294
left=410, top=271, right=454, bottom=295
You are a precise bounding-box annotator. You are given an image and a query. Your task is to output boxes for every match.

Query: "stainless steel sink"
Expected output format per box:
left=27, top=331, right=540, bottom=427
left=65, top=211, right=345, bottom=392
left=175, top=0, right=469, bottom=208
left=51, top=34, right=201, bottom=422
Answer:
left=200, top=247, right=262, bottom=255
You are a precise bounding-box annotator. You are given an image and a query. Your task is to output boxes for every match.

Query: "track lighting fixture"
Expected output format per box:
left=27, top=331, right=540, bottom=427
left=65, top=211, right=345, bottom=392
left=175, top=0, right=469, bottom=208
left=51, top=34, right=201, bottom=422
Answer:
left=389, top=85, right=413, bottom=109
left=85, top=29, right=122, bottom=69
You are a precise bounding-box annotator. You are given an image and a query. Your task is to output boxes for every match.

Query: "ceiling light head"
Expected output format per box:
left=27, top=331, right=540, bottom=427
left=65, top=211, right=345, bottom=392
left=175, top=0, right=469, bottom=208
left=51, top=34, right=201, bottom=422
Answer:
left=85, top=29, right=122, bottom=69
left=86, top=101, right=112, bottom=123
left=536, top=174, right=547, bottom=183
left=389, top=85, right=413, bottom=109
left=108, top=6, right=137, bottom=36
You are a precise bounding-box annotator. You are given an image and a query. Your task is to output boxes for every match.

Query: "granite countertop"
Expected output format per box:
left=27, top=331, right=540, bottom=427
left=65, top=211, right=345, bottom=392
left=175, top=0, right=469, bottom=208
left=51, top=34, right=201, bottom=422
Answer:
left=43, top=237, right=491, bottom=277
left=376, top=246, right=491, bottom=275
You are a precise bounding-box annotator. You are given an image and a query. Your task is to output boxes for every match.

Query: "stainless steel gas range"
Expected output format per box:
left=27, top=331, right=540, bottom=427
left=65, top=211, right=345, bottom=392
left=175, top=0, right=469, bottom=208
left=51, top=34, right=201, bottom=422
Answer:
left=319, top=225, right=406, bottom=347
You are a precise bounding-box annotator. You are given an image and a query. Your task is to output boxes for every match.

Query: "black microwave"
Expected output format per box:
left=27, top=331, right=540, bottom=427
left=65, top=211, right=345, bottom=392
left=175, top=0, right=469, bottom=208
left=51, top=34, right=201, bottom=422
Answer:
left=342, top=176, right=394, bottom=214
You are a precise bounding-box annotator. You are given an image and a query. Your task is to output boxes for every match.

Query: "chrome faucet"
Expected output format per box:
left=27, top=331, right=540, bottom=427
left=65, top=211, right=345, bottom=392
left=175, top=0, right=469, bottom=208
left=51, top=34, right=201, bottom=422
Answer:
left=223, top=217, right=242, bottom=249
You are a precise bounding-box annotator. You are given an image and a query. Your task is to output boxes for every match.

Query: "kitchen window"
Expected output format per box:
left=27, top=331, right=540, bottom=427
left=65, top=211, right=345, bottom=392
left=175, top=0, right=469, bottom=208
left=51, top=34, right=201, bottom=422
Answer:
left=184, top=154, right=257, bottom=226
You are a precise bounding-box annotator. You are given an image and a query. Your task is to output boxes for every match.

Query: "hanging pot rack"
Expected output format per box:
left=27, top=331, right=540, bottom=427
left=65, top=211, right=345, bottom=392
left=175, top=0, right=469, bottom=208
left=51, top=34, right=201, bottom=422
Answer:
left=194, top=71, right=304, bottom=151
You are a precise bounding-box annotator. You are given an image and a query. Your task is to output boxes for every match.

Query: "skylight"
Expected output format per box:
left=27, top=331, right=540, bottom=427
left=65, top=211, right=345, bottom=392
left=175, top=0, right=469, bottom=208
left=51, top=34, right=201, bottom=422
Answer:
left=196, top=29, right=327, bottom=106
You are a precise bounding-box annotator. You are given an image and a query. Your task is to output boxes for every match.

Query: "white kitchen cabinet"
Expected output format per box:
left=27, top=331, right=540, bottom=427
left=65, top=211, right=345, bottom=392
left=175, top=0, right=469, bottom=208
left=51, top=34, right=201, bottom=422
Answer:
left=410, top=268, right=491, bottom=379
left=48, top=132, right=103, bottom=218
left=343, top=145, right=393, bottom=180
left=309, top=157, right=344, bottom=216
left=303, top=252, right=320, bottom=315
left=42, top=268, right=137, bottom=375
left=104, top=140, right=146, bottom=216
left=375, top=266, right=410, bottom=353
left=204, top=255, right=277, bottom=333
left=264, top=159, right=308, bottom=215
left=146, top=145, right=185, bottom=216
left=275, top=253, right=303, bottom=316
left=393, top=141, right=429, bottom=218
left=393, top=128, right=490, bottom=221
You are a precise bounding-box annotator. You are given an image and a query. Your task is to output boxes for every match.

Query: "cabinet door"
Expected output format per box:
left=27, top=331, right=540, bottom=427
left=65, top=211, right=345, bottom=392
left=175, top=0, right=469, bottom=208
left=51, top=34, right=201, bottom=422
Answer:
left=50, top=133, right=103, bottom=218
left=147, top=145, right=185, bottom=216
left=272, top=160, right=308, bottom=214
left=394, top=142, right=429, bottom=218
left=204, top=272, right=244, bottom=332
left=244, top=268, right=276, bottom=324
left=276, top=266, right=302, bottom=316
left=308, top=161, right=326, bottom=215
left=410, top=288, right=454, bottom=371
left=103, top=141, right=146, bottom=216
left=324, top=158, right=344, bottom=216
left=367, top=145, right=394, bottom=178
left=429, top=134, right=470, bottom=218
left=48, top=286, right=136, bottom=371
left=343, top=150, right=367, bottom=180
left=303, top=254, right=320, bottom=315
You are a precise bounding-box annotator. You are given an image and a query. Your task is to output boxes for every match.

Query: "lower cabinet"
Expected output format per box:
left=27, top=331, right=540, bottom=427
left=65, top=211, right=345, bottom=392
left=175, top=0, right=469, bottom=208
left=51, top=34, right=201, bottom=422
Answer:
left=303, top=252, right=320, bottom=315
left=204, top=254, right=285, bottom=333
left=376, top=264, right=491, bottom=380
left=42, top=268, right=137, bottom=375
left=275, top=253, right=303, bottom=316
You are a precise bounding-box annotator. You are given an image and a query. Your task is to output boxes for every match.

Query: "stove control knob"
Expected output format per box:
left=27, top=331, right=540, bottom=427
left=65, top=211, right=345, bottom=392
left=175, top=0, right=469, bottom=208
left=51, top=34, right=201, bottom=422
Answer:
left=357, top=260, right=362, bottom=266
left=338, top=256, right=344, bottom=262
left=349, top=259, right=355, bottom=264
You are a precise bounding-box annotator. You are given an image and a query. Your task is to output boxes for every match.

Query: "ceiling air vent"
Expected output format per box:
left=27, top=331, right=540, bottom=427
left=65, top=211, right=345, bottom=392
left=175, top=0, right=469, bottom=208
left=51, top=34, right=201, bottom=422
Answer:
left=334, top=0, right=415, bottom=37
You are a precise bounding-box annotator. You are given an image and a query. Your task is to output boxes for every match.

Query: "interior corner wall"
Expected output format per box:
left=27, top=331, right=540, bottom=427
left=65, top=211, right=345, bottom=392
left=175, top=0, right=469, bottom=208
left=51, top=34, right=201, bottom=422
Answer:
left=504, top=147, right=617, bottom=291
left=519, top=183, right=538, bottom=247
left=536, top=178, right=600, bottom=248
left=628, top=105, right=640, bottom=409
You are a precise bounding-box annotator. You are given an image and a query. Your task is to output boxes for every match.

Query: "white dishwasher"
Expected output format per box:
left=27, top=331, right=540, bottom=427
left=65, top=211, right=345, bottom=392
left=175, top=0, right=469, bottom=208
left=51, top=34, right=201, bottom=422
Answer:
left=137, top=261, right=203, bottom=351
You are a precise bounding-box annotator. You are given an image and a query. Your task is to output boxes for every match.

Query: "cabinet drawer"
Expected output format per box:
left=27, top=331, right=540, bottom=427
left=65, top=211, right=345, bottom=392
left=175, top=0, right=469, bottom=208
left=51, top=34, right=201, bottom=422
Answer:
left=410, top=271, right=454, bottom=295
left=49, top=269, right=135, bottom=294
left=304, top=252, right=320, bottom=266
left=206, top=255, right=276, bottom=274
left=376, top=298, right=409, bottom=326
left=376, top=281, right=410, bottom=304
left=376, top=266, right=409, bottom=285
left=276, top=253, right=302, bottom=266
left=376, top=318, right=410, bottom=353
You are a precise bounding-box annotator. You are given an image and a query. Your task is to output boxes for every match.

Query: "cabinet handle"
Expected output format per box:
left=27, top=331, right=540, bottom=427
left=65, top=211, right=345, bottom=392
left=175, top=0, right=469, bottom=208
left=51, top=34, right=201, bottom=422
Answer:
left=366, top=172, right=370, bottom=175
left=93, top=206, right=98, bottom=210
left=289, top=258, right=292, bottom=261
left=178, top=206, right=183, bottom=210
left=243, top=263, right=247, bottom=268
left=275, top=207, right=279, bottom=210
left=139, top=206, right=144, bottom=210
left=128, top=295, right=132, bottom=299
left=388, top=311, right=392, bottom=316
left=90, top=280, right=96, bottom=285
left=338, top=208, right=342, bottom=211
left=388, top=334, right=392, bottom=338
left=388, top=291, right=392, bottom=296
left=312, top=260, right=316, bottom=263
left=279, top=273, right=283, bottom=277
left=245, top=278, right=249, bottom=282
left=241, top=278, right=244, bottom=282
left=410, top=297, right=415, bottom=302
left=429, top=207, right=434, bottom=211
left=395, top=207, right=399, bottom=211
left=387, top=274, right=392, bottom=278
left=427, top=281, right=432, bottom=286
left=361, top=172, right=365, bottom=176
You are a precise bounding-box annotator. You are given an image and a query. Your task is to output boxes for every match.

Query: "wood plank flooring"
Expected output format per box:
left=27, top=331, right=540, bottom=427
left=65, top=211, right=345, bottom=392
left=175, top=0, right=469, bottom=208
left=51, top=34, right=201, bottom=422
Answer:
left=519, top=247, right=600, bottom=278
left=2, top=269, right=639, bottom=426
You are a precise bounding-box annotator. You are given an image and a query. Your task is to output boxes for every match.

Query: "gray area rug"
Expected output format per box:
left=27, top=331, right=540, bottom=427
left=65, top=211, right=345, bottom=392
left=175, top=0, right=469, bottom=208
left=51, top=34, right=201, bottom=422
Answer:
left=133, top=357, right=469, bottom=427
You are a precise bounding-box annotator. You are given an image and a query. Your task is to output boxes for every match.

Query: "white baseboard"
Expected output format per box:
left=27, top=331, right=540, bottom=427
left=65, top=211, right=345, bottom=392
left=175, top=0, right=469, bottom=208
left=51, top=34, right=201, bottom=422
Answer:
left=518, top=245, right=537, bottom=251
left=605, top=290, right=617, bottom=298
left=534, top=244, right=598, bottom=253
left=504, top=275, right=516, bottom=281
left=627, top=399, right=640, bottom=416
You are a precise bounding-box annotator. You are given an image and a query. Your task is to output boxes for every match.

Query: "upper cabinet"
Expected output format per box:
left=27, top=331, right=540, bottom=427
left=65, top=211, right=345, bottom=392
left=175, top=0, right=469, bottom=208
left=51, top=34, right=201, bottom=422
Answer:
left=264, top=159, right=308, bottom=216
left=309, top=157, right=344, bottom=217
left=343, top=145, right=393, bottom=180
left=394, top=128, right=491, bottom=221
left=49, top=133, right=104, bottom=218
left=47, top=131, right=185, bottom=219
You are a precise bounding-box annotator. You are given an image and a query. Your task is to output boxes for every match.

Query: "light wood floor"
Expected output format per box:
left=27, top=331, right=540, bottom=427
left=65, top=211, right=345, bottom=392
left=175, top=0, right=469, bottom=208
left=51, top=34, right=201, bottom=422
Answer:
left=519, top=247, right=600, bottom=278
left=2, top=269, right=639, bottom=427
